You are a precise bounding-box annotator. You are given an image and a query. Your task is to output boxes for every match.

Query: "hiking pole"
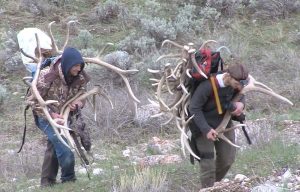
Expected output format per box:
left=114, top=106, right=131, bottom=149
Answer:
left=237, top=113, right=251, bottom=145
left=241, top=121, right=251, bottom=145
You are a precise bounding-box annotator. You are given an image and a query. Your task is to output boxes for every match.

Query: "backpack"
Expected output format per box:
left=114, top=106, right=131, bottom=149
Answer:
left=30, top=56, right=57, bottom=78
left=188, top=48, right=224, bottom=95
left=191, top=48, right=224, bottom=80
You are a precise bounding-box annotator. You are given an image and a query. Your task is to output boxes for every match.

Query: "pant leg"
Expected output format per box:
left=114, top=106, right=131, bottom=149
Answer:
left=195, top=134, right=216, bottom=188
left=40, top=140, right=59, bottom=186
left=214, top=129, right=236, bottom=181
left=35, top=116, right=76, bottom=182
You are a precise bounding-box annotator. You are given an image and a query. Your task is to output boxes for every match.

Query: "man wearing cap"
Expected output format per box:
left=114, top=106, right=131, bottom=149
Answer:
left=27, top=47, right=90, bottom=187
left=188, top=63, right=249, bottom=188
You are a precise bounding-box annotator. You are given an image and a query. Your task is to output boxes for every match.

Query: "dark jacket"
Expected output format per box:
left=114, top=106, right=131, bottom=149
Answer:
left=188, top=79, right=244, bottom=137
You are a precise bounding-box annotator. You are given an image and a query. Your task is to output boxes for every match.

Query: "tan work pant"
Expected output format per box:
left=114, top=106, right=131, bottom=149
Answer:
left=195, top=129, right=236, bottom=188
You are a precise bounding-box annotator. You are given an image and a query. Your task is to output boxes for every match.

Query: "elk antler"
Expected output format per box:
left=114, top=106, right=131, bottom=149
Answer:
left=48, top=20, right=78, bottom=55
left=47, top=21, right=140, bottom=104
left=83, top=57, right=140, bottom=103
left=215, top=74, right=293, bottom=147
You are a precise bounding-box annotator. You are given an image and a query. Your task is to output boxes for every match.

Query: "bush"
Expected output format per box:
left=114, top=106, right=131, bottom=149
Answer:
left=173, top=4, right=202, bottom=40
left=140, top=17, right=177, bottom=43
left=0, top=85, right=8, bottom=111
left=94, top=0, right=122, bottom=23
left=0, top=30, right=23, bottom=72
left=118, top=33, right=156, bottom=55
left=205, top=0, right=241, bottom=17
left=19, top=0, right=56, bottom=17
left=198, top=6, right=221, bottom=34
left=248, top=0, right=300, bottom=20
left=75, top=29, right=93, bottom=49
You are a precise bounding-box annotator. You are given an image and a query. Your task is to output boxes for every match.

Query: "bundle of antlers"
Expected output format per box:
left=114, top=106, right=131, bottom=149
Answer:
left=20, top=20, right=140, bottom=175
left=148, top=39, right=293, bottom=160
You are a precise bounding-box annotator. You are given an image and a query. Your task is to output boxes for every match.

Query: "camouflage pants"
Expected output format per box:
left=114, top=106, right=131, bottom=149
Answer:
left=195, top=129, right=236, bottom=188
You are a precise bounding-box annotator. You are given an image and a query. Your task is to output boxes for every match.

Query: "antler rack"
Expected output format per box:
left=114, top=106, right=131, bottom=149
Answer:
left=149, top=39, right=293, bottom=160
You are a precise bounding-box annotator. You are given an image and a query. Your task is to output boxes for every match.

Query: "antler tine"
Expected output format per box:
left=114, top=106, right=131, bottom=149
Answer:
left=199, top=40, right=217, bottom=50
left=243, top=75, right=293, bottom=106
left=156, top=75, right=171, bottom=111
left=84, top=57, right=138, bottom=74
left=98, top=43, right=114, bottom=57
left=164, top=64, right=176, bottom=95
left=214, top=110, right=242, bottom=148
left=147, top=68, right=161, bottom=74
left=156, top=53, right=181, bottom=62
left=23, top=77, right=33, bottom=86
left=62, top=20, right=78, bottom=51
left=49, top=20, right=78, bottom=54
left=177, top=111, right=201, bottom=160
left=48, top=21, right=60, bottom=55
left=190, top=52, right=208, bottom=79
left=216, top=46, right=232, bottom=55
left=83, top=57, right=140, bottom=103
left=161, top=39, right=184, bottom=49
left=20, top=48, right=39, bottom=63
left=218, top=134, right=240, bottom=148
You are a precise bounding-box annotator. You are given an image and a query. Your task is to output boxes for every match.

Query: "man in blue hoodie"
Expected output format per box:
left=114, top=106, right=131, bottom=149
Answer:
left=27, top=47, right=90, bottom=187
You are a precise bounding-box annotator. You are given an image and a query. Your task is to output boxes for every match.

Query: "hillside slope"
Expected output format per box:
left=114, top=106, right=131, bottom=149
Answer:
left=0, top=0, right=299, bottom=191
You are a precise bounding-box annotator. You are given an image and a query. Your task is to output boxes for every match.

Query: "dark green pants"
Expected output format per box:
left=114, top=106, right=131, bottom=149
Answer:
left=195, top=129, right=236, bottom=188
left=40, top=140, right=59, bottom=187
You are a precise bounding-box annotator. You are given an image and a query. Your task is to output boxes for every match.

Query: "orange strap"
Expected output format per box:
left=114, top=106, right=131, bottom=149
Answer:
left=210, top=76, right=223, bottom=114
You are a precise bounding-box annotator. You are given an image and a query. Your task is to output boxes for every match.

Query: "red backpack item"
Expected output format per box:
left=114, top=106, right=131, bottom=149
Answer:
left=191, top=48, right=224, bottom=80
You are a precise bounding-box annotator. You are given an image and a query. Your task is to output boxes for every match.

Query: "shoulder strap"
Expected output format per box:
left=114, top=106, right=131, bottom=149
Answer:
left=209, top=76, right=223, bottom=115
left=17, top=105, right=30, bottom=153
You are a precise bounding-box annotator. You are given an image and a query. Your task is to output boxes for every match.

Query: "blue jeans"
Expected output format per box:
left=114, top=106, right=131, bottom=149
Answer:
left=34, top=116, right=76, bottom=182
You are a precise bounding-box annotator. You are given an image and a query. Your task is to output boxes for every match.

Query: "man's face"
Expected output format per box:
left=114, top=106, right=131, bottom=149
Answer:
left=69, top=64, right=82, bottom=76
left=228, top=77, right=243, bottom=91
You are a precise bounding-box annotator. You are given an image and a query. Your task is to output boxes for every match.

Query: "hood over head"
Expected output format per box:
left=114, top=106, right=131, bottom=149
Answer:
left=61, top=47, right=85, bottom=80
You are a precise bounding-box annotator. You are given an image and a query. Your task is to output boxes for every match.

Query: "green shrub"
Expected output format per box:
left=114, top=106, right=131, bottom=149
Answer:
left=0, top=85, right=8, bottom=110
left=76, top=29, right=93, bottom=49
left=118, top=33, right=156, bottom=55
left=95, top=0, right=122, bottom=23
left=248, top=0, right=300, bottom=20
left=141, top=17, right=177, bottom=42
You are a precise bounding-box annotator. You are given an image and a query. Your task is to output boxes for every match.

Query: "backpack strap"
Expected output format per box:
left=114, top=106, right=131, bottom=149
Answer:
left=17, top=104, right=30, bottom=153
left=210, top=76, right=223, bottom=115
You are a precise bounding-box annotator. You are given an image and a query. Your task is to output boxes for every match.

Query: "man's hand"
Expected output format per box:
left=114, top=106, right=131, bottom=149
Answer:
left=206, top=129, right=218, bottom=141
left=69, top=100, right=84, bottom=111
left=231, top=102, right=244, bottom=116
left=50, top=112, right=65, bottom=125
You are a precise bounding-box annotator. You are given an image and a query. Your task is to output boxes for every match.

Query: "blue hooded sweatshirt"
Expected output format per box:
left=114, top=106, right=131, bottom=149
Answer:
left=61, top=47, right=85, bottom=85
